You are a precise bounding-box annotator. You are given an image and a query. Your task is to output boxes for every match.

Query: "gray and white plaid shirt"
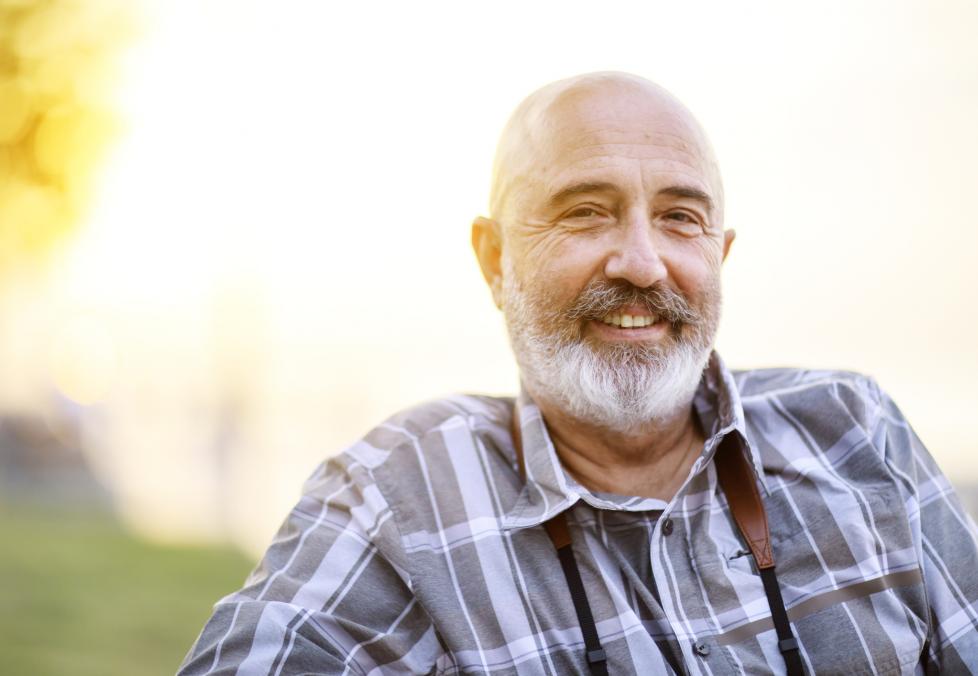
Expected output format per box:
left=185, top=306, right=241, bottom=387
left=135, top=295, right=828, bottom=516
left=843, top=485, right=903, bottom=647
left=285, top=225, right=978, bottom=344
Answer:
left=180, top=353, right=978, bottom=674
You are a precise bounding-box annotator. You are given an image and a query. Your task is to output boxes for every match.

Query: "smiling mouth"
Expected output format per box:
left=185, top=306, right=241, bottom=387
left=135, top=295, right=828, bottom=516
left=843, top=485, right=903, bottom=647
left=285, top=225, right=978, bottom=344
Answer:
left=597, top=312, right=659, bottom=329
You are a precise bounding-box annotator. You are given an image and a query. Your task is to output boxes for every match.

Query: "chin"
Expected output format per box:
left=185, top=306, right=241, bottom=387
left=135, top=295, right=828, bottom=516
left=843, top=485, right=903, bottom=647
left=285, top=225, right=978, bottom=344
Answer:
left=518, top=338, right=712, bottom=433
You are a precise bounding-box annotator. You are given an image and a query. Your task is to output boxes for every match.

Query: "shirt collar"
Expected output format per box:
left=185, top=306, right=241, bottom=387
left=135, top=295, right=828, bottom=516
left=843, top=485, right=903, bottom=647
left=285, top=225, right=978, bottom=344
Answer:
left=500, top=350, right=768, bottom=531
left=694, top=351, right=769, bottom=493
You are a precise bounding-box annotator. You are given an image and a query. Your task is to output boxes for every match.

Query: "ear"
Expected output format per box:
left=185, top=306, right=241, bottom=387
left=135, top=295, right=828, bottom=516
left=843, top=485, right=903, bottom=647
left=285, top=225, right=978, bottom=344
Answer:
left=721, top=228, right=736, bottom=263
left=471, top=216, right=503, bottom=308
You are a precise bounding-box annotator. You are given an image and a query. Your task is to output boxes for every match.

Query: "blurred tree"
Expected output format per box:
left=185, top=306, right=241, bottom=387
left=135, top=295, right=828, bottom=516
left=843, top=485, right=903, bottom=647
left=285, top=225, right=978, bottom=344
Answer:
left=0, top=0, right=130, bottom=271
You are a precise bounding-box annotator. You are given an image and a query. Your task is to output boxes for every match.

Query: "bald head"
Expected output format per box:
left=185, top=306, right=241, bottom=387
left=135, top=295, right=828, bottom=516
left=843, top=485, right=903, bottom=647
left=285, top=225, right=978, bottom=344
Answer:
left=489, top=72, right=724, bottom=226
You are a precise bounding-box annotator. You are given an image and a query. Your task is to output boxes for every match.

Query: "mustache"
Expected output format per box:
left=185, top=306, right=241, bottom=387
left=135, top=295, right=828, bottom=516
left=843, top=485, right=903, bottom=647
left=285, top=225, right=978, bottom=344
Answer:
left=565, top=280, right=700, bottom=326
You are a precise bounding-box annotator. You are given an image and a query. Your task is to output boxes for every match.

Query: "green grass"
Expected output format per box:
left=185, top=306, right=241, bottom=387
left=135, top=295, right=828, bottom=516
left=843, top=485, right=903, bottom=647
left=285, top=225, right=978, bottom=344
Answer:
left=0, top=504, right=255, bottom=676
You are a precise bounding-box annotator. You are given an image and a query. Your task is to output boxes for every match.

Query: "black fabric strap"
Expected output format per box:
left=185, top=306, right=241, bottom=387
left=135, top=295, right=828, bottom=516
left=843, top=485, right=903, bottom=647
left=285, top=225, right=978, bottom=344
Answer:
left=552, top=539, right=608, bottom=676
left=518, top=404, right=802, bottom=674
left=760, top=566, right=804, bottom=675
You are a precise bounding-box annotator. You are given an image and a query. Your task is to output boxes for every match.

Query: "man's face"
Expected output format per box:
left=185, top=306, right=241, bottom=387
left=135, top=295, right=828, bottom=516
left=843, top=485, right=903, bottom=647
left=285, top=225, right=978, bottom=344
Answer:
left=483, top=79, right=733, bottom=431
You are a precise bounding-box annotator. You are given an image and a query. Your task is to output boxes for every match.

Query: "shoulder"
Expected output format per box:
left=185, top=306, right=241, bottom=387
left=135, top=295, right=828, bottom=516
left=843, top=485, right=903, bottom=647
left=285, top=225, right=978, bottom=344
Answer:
left=733, top=366, right=880, bottom=401
left=309, top=394, right=515, bottom=486
left=301, top=394, right=520, bottom=553
left=733, top=366, right=884, bottom=433
left=732, top=367, right=909, bottom=496
left=296, top=393, right=516, bottom=532
left=370, top=394, right=514, bottom=444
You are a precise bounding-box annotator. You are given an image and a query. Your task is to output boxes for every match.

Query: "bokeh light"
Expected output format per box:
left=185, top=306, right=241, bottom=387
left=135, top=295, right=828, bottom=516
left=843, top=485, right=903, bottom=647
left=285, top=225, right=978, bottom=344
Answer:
left=0, top=0, right=127, bottom=268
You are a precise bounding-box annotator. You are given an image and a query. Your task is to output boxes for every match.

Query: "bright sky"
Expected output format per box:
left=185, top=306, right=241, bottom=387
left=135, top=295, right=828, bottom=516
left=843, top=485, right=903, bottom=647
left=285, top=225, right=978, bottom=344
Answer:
left=45, top=0, right=978, bottom=551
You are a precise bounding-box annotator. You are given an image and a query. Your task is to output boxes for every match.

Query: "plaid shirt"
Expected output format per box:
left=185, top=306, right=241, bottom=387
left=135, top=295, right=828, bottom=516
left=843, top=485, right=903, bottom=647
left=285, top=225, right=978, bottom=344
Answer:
left=180, top=353, right=978, bottom=675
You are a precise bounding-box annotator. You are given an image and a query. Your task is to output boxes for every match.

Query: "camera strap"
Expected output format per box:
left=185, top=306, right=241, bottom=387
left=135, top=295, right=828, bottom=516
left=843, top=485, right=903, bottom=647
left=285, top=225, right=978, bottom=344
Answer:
left=512, top=410, right=803, bottom=675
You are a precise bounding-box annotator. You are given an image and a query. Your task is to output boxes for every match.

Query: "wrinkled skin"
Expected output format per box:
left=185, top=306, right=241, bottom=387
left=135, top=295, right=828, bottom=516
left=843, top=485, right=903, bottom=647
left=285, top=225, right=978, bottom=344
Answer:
left=472, top=72, right=735, bottom=500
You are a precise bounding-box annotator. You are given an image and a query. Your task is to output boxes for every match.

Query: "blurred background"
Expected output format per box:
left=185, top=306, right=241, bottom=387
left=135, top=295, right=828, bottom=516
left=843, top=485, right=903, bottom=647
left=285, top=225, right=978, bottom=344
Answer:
left=1, top=0, right=976, bottom=673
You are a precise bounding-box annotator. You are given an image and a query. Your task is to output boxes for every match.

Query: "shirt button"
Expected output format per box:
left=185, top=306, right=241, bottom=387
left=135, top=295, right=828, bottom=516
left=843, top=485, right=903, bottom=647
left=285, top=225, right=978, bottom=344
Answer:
left=694, top=641, right=710, bottom=657
left=661, top=518, right=674, bottom=536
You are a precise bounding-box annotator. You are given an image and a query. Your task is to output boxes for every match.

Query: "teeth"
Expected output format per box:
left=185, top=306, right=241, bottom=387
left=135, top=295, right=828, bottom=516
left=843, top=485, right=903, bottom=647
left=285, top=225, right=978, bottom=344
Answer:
left=600, top=313, right=656, bottom=328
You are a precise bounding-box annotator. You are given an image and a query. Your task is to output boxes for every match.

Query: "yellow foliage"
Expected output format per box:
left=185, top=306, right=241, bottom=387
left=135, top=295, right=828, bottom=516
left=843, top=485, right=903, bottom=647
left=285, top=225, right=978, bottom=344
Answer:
left=0, top=78, right=31, bottom=142
left=0, top=0, right=130, bottom=268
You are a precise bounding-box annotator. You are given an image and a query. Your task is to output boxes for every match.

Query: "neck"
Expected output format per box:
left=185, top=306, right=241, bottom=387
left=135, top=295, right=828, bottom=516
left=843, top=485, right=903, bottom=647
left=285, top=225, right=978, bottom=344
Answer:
left=532, top=395, right=705, bottom=501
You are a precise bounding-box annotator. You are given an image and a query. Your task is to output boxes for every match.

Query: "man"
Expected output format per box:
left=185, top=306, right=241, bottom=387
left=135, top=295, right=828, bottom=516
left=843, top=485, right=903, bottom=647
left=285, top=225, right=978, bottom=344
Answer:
left=180, top=73, right=978, bottom=674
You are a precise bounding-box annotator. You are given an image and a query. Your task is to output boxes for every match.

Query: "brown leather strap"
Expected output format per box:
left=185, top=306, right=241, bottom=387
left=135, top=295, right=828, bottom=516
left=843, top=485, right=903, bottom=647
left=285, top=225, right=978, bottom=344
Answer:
left=715, top=433, right=774, bottom=569
left=514, top=403, right=773, bottom=569
left=543, top=511, right=572, bottom=549
left=514, top=407, right=799, bottom=673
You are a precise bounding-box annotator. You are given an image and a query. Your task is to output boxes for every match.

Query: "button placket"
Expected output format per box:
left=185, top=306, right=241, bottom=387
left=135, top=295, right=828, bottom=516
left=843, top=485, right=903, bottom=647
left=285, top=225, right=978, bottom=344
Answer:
left=651, top=496, right=701, bottom=671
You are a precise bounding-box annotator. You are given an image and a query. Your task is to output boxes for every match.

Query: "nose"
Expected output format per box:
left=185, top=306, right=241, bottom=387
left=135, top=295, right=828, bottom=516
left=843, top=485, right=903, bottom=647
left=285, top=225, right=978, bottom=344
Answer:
left=603, top=207, right=668, bottom=288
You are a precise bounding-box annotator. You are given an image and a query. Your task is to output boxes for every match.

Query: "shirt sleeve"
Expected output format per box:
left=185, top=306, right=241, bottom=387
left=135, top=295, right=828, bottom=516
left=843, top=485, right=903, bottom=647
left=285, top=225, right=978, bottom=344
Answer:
left=868, top=379, right=978, bottom=672
left=177, top=450, right=442, bottom=675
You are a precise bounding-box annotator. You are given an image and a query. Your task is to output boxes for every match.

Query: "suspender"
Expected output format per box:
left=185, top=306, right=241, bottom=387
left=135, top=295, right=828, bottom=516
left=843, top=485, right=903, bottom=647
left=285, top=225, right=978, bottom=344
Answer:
left=512, top=411, right=804, bottom=675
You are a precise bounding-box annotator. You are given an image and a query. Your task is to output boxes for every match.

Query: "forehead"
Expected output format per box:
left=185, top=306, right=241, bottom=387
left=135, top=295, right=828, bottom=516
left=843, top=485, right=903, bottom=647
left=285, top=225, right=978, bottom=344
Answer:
left=525, top=85, right=716, bottom=197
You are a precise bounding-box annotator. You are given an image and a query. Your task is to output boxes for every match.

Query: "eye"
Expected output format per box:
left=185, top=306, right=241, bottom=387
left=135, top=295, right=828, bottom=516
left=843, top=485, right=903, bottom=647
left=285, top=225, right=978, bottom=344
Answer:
left=565, top=206, right=602, bottom=219
left=556, top=204, right=613, bottom=230
left=665, top=211, right=697, bottom=223
left=660, top=210, right=705, bottom=236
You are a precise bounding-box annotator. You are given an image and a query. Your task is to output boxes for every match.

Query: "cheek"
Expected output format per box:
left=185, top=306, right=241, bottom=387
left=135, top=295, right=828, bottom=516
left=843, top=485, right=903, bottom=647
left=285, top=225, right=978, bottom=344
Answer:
left=520, top=236, right=607, bottom=295
left=516, top=228, right=723, bottom=301
left=664, top=241, right=723, bottom=292
left=552, top=247, right=599, bottom=277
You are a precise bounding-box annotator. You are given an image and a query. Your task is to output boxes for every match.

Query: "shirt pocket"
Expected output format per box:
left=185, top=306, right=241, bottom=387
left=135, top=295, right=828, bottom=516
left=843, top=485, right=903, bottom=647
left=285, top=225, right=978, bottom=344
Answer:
left=724, top=485, right=928, bottom=673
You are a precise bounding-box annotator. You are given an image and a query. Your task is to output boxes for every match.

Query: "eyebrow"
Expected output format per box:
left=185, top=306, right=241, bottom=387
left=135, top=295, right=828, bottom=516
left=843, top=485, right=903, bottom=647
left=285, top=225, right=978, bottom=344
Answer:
left=546, top=181, right=714, bottom=212
left=545, top=181, right=619, bottom=209
left=659, top=185, right=714, bottom=211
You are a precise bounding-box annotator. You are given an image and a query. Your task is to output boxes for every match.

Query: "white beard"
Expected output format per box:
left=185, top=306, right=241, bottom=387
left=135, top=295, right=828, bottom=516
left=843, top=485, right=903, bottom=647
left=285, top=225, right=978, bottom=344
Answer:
left=502, top=261, right=717, bottom=433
